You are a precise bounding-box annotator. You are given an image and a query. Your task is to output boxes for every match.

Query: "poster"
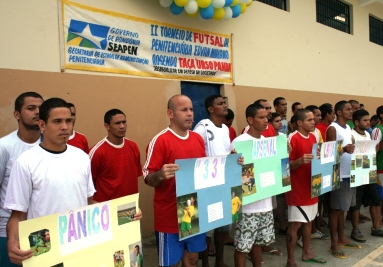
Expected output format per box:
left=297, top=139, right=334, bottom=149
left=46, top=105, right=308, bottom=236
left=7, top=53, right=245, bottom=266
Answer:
left=233, top=135, right=290, bottom=205
left=175, top=154, right=242, bottom=240
left=311, top=141, right=343, bottom=198
left=350, top=140, right=379, bottom=187
left=20, top=194, right=141, bottom=267
left=61, top=0, right=233, bottom=83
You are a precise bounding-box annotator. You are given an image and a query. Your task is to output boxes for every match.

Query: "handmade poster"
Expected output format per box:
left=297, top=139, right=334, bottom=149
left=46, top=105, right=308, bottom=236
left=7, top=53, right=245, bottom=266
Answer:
left=19, top=194, right=141, bottom=267
left=311, top=141, right=343, bottom=198
left=61, top=0, right=232, bottom=83
left=175, top=154, right=241, bottom=240
left=350, top=140, right=379, bottom=187
left=233, top=135, right=290, bottom=204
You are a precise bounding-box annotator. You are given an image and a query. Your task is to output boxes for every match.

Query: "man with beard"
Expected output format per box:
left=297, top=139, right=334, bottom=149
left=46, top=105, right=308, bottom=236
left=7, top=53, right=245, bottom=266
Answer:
left=0, top=92, right=43, bottom=267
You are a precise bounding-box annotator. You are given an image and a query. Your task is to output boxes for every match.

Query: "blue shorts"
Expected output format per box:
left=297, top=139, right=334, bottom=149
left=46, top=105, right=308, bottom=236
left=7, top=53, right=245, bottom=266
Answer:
left=155, top=231, right=206, bottom=266
left=0, top=237, right=19, bottom=267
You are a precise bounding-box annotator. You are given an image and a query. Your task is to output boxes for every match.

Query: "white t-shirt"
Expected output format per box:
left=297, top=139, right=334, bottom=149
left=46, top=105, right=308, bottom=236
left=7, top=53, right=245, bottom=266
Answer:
left=351, top=129, right=371, bottom=141
left=329, top=122, right=352, bottom=180
left=0, top=131, right=40, bottom=237
left=231, top=133, right=273, bottom=213
left=193, top=119, right=231, bottom=157
left=4, top=145, right=95, bottom=219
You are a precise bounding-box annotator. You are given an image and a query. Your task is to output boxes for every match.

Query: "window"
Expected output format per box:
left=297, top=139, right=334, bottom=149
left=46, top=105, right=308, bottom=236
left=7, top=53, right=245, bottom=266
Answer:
left=316, top=0, right=351, bottom=34
left=370, top=16, right=383, bottom=46
left=256, top=0, right=287, bottom=11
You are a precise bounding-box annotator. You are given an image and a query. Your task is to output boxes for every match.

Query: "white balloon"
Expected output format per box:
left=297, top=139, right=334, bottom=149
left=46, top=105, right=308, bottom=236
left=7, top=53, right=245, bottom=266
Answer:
left=223, top=6, right=233, bottom=19
left=212, top=0, right=225, bottom=8
left=159, top=0, right=173, bottom=8
left=185, top=0, right=198, bottom=14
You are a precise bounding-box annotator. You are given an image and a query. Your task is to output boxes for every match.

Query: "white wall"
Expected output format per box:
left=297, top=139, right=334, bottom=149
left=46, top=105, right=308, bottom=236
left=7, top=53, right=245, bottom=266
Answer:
left=1, top=0, right=383, bottom=96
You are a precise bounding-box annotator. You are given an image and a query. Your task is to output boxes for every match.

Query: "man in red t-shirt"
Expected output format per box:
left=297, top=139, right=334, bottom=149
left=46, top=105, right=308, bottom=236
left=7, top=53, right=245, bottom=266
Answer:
left=67, top=103, right=90, bottom=153
left=242, top=99, right=276, bottom=137
left=89, top=109, right=143, bottom=207
left=143, top=95, right=207, bottom=267
left=316, top=103, right=335, bottom=142
left=285, top=109, right=326, bottom=266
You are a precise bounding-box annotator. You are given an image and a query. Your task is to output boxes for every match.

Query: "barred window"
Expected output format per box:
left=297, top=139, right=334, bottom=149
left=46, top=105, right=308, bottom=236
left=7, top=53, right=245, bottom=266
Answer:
left=316, top=0, right=351, bottom=34
left=256, top=0, right=287, bottom=11
left=370, top=16, right=383, bottom=46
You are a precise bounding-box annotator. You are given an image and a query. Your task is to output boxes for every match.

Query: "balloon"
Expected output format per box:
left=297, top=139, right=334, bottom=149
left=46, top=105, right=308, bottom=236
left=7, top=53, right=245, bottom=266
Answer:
left=200, top=4, right=214, bottom=19
left=185, top=0, right=198, bottom=13
left=170, top=2, right=184, bottom=15
left=231, top=4, right=240, bottom=18
left=186, top=8, right=200, bottom=17
left=238, top=0, right=247, bottom=3
left=223, top=6, right=232, bottom=19
left=159, top=0, right=173, bottom=8
left=230, top=0, right=239, bottom=6
left=224, top=0, right=233, bottom=7
left=239, top=3, right=246, bottom=13
left=213, top=7, right=225, bottom=20
left=212, top=0, right=225, bottom=8
left=174, top=0, right=189, bottom=7
left=196, top=0, right=212, bottom=8
left=246, top=0, right=252, bottom=7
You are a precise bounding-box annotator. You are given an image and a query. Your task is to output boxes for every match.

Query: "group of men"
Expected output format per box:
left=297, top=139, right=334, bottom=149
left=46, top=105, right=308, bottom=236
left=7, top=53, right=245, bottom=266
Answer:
left=1, top=92, right=383, bottom=267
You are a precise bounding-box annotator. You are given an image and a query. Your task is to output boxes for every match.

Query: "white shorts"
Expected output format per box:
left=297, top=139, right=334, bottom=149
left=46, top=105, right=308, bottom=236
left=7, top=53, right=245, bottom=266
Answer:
left=288, top=203, right=318, bottom=223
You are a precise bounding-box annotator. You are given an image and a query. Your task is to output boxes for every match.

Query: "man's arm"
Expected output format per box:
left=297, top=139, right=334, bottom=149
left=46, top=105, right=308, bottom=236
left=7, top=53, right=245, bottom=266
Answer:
left=145, top=163, right=179, bottom=187
left=289, top=154, right=314, bottom=171
left=7, top=210, right=33, bottom=265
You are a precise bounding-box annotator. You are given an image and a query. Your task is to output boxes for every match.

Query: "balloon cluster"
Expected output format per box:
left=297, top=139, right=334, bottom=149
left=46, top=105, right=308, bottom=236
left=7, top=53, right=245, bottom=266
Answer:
left=159, top=0, right=253, bottom=20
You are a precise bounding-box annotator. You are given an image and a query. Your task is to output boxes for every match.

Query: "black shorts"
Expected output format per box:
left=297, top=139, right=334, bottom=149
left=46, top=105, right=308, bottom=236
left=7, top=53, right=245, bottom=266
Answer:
left=349, top=183, right=380, bottom=212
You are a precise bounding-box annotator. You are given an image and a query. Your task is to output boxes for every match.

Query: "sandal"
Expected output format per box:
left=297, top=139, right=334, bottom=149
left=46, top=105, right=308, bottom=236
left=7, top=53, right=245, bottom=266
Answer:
left=208, top=248, right=216, bottom=257
left=262, top=246, right=283, bottom=256
left=329, top=249, right=346, bottom=259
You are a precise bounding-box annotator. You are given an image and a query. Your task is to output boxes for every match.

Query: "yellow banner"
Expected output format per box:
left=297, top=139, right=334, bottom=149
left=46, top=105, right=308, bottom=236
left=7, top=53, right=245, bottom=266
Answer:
left=62, top=0, right=233, bottom=83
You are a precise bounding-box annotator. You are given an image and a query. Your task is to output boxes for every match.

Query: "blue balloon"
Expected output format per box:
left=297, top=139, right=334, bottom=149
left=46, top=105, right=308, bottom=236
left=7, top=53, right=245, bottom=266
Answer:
left=170, top=2, right=184, bottom=15
left=200, top=4, right=214, bottom=19
left=224, top=0, right=233, bottom=7
left=231, top=4, right=241, bottom=18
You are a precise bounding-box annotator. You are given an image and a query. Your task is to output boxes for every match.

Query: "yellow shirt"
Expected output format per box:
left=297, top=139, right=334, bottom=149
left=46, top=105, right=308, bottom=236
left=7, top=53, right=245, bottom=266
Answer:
left=232, top=196, right=241, bottom=214
left=182, top=206, right=194, bottom=223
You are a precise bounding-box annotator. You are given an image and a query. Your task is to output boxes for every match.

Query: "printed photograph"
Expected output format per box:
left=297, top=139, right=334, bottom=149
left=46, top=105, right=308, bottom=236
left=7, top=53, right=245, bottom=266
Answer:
left=113, top=250, right=125, bottom=267
left=336, top=141, right=343, bottom=163
left=332, top=163, right=340, bottom=190
left=28, top=229, right=51, bottom=256
left=363, top=155, right=370, bottom=169
left=316, top=143, right=322, bottom=159
left=351, top=175, right=355, bottom=183
left=241, top=163, right=256, bottom=195
left=373, top=155, right=377, bottom=166
left=281, top=158, right=291, bottom=187
left=129, top=242, right=143, bottom=267
left=311, top=174, right=322, bottom=198
left=355, top=155, right=363, bottom=168
left=117, top=202, right=136, bottom=226
left=231, top=185, right=242, bottom=223
left=177, top=193, right=199, bottom=239
left=351, top=160, right=356, bottom=170
left=369, top=170, right=377, bottom=184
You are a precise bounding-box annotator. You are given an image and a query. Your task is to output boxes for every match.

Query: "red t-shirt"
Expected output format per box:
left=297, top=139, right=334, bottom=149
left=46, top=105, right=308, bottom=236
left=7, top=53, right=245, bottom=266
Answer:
left=229, top=126, right=237, bottom=142
left=316, top=123, right=329, bottom=142
left=285, top=131, right=318, bottom=206
left=89, top=137, right=142, bottom=202
left=143, top=128, right=206, bottom=233
left=67, top=131, right=89, bottom=153
left=241, top=124, right=276, bottom=137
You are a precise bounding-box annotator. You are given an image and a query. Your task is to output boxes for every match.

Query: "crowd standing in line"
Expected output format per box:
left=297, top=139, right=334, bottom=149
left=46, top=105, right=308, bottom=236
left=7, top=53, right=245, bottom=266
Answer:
left=1, top=92, right=383, bottom=267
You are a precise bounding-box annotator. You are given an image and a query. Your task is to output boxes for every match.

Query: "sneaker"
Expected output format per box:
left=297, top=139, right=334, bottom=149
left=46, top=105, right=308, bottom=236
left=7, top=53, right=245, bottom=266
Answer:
left=296, top=237, right=303, bottom=248
left=311, top=231, right=322, bottom=239
left=371, top=227, right=383, bottom=237
left=351, top=228, right=366, bottom=243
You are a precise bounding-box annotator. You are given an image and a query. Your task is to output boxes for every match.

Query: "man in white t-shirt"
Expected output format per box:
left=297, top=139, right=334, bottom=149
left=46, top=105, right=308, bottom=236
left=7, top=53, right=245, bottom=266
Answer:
left=0, top=92, right=44, bottom=267
left=231, top=103, right=274, bottom=267
left=4, top=98, right=95, bottom=265
left=349, top=109, right=383, bottom=243
left=194, top=94, right=231, bottom=267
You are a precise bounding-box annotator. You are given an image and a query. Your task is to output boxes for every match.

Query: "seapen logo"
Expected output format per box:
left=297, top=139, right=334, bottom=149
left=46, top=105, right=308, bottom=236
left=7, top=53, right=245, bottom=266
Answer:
left=58, top=202, right=112, bottom=255
left=67, top=19, right=109, bottom=50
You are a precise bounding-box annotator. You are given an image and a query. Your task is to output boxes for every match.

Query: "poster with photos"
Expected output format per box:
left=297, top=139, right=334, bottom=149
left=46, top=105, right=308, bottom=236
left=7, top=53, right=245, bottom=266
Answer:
left=311, top=140, right=343, bottom=198
left=233, top=135, right=290, bottom=204
left=350, top=140, right=379, bottom=187
left=20, top=194, right=141, bottom=267
left=175, top=154, right=242, bottom=240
